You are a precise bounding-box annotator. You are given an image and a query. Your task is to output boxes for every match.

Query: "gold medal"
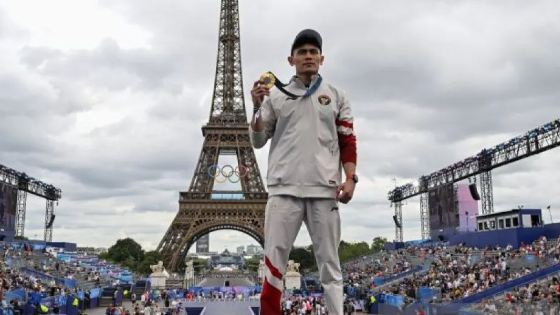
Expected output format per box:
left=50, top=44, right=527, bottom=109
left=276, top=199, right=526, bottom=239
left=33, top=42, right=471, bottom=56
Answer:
left=259, top=72, right=275, bottom=89
left=258, top=71, right=322, bottom=99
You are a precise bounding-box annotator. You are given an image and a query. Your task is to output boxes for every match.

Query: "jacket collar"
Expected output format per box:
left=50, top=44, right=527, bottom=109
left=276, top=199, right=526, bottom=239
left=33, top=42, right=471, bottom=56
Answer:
left=290, top=74, right=321, bottom=89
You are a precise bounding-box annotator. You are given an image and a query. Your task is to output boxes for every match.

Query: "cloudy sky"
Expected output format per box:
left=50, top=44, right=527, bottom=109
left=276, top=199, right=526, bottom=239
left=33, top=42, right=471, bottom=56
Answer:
left=1, top=0, right=559, bottom=253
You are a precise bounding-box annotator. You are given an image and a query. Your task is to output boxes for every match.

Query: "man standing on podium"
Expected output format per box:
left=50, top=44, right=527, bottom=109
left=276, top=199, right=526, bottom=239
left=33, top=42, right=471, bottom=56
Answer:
left=249, top=29, right=358, bottom=315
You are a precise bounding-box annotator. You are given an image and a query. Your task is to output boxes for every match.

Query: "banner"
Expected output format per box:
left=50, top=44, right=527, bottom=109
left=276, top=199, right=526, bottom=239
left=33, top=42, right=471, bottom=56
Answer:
left=33, top=244, right=46, bottom=251
left=39, top=294, right=68, bottom=307
left=117, top=274, right=132, bottom=282
left=383, top=294, right=404, bottom=307
left=372, top=278, right=385, bottom=286
left=525, top=254, right=536, bottom=261
left=418, top=287, right=440, bottom=301
left=90, top=288, right=101, bottom=299
left=29, top=293, right=48, bottom=304
left=4, top=289, right=26, bottom=302
left=64, top=279, right=77, bottom=288
left=58, top=295, right=68, bottom=306
left=187, top=286, right=262, bottom=295
left=56, top=254, right=73, bottom=261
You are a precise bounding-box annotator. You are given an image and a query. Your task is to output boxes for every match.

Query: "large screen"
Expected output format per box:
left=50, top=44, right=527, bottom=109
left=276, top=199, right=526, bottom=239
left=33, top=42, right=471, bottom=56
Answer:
left=196, top=234, right=210, bottom=253
left=457, top=184, right=478, bottom=232
left=0, top=183, right=18, bottom=232
left=428, top=183, right=458, bottom=230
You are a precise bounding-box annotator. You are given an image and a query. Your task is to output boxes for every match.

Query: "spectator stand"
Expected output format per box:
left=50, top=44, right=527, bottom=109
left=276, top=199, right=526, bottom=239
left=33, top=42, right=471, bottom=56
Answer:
left=358, top=237, right=555, bottom=313
left=461, top=270, right=560, bottom=314
left=1, top=242, right=136, bottom=315
left=454, top=264, right=560, bottom=315
left=1, top=281, right=87, bottom=315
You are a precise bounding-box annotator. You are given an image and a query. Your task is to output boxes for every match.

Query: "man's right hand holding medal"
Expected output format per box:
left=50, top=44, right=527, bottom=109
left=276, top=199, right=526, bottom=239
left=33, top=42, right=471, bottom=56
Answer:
left=250, top=78, right=271, bottom=131
left=251, top=79, right=271, bottom=108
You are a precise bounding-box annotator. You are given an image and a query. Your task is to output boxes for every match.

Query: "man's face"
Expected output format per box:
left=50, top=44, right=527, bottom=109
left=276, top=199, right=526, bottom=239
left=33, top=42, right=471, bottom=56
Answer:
left=288, top=43, right=324, bottom=76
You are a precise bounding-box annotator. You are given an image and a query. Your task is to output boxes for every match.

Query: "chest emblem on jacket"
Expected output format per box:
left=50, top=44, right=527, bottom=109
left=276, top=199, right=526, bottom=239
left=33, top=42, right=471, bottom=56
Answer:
left=317, top=94, right=331, bottom=105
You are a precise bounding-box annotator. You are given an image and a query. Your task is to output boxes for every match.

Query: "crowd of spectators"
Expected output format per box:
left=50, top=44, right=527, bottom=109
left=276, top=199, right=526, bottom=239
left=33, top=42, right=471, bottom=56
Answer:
left=342, top=249, right=415, bottom=289
left=319, top=235, right=560, bottom=315
left=175, top=236, right=560, bottom=314
left=370, top=237, right=558, bottom=302
left=5, top=235, right=557, bottom=315
left=0, top=243, right=111, bottom=314
left=466, top=273, right=560, bottom=315
left=95, top=235, right=560, bottom=315
left=461, top=238, right=560, bottom=314
left=277, top=295, right=329, bottom=315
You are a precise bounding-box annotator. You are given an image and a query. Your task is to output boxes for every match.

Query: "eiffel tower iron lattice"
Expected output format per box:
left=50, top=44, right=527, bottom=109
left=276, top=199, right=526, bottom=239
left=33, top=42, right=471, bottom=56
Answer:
left=156, top=0, right=268, bottom=272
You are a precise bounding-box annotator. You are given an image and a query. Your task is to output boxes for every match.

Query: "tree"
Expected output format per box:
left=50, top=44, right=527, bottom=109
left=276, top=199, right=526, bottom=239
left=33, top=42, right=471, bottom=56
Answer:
left=371, top=236, right=388, bottom=253
left=192, top=259, right=207, bottom=272
left=339, top=241, right=372, bottom=262
left=245, top=256, right=261, bottom=272
left=289, top=247, right=315, bottom=272
left=288, top=241, right=378, bottom=272
left=102, top=238, right=194, bottom=274
left=241, top=238, right=386, bottom=275
left=14, top=236, right=29, bottom=241
left=105, top=238, right=145, bottom=270
left=135, top=250, right=161, bottom=275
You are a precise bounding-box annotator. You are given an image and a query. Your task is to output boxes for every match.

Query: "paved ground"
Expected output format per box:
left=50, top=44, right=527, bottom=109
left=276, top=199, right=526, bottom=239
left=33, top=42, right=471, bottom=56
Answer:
left=85, top=301, right=136, bottom=315
left=85, top=300, right=258, bottom=315
left=85, top=277, right=256, bottom=315
left=185, top=301, right=258, bottom=315
left=199, top=277, right=254, bottom=287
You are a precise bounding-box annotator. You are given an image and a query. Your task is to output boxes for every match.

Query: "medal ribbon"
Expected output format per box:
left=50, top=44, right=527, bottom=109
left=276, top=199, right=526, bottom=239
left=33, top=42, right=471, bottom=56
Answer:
left=266, top=72, right=322, bottom=100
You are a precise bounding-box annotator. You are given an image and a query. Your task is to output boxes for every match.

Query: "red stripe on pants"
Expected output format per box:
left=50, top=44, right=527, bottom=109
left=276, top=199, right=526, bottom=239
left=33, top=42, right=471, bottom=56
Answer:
left=260, top=277, right=282, bottom=315
left=265, top=255, right=282, bottom=280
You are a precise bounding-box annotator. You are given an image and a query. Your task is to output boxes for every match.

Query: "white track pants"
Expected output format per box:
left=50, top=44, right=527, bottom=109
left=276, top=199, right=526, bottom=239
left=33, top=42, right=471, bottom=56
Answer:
left=260, top=195, right=343, bottom=315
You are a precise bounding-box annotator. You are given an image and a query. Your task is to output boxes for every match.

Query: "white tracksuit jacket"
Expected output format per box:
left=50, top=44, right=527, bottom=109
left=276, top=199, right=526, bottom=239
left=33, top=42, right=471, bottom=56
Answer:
left=249, top=74, right=355, bottom=198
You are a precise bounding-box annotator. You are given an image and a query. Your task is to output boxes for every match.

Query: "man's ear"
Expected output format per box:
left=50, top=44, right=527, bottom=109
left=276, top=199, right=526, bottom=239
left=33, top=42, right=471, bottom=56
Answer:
left=288, top=56, right=294, bottom=66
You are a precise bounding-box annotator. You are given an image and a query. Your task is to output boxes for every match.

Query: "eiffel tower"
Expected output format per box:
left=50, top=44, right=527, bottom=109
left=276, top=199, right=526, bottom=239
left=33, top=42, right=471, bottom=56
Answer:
left=156, top=0, right=267, bottom=272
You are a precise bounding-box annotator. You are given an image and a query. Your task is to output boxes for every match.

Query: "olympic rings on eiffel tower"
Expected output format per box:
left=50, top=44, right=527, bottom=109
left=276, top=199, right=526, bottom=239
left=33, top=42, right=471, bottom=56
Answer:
left=207, top=165, right=249, bottom=183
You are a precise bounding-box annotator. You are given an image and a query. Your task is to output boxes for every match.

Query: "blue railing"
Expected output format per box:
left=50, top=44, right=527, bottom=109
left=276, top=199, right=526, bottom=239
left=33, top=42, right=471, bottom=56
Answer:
left=19, top=268, right=78, bottom=288
left=373, top=265, right=424, bottom=286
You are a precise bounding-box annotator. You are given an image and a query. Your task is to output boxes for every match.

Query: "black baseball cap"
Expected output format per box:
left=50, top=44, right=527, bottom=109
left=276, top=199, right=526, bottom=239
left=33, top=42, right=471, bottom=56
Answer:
left=291, top=29, right=322, bottom=54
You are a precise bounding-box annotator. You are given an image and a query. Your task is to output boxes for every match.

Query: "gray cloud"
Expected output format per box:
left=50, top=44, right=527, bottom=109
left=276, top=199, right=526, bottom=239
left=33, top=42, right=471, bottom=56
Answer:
left=0, top=0, right=558, bottom=253
left=19, top=39, right=188, bottom=93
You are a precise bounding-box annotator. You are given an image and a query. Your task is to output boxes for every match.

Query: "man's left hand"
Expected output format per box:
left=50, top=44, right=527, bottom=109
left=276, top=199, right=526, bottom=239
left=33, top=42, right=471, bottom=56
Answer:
left=336, top=180, right=355, bottom=204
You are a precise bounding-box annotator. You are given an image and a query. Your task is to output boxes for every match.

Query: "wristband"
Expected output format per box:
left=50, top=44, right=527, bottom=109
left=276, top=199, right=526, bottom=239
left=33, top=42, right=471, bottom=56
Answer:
left=347, top=174, right=358, bottom=184
left=253, top=108, right=261, bottom=124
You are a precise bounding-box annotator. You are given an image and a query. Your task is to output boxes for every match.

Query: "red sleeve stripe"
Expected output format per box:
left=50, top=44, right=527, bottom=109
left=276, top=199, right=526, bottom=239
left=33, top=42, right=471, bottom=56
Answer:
left=335, top=119, right=353, bottom=129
